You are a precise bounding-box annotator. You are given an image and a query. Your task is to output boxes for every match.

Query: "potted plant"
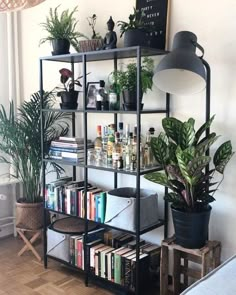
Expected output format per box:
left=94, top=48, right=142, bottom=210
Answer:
left=56, top=68, right=83, bottom=109
left=144, top=116, right=234, bottom=248
left=39, top=6, right=85, bottom=55
left=79, top=14, right=103, bottom=52
left=118, top=8, right=150, bottom=47
left=0, top=92, right=70, bottom=230
left=109, top=57, right=154, bottom=110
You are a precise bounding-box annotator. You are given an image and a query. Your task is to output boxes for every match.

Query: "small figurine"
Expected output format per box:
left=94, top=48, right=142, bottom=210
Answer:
left=103, top=16, right=117, bottom=50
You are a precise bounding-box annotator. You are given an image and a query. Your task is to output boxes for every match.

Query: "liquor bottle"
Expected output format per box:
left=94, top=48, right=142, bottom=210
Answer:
left=112, top=132, right=122, bottom=169
left=144, top=130, right=152, bottom=168
left=149, top=127, right=156, bottom=166
left=131, top=130, right=137, bottom=171
left=107, top=124, right=115, bottom=165
left=94, top=125, right=102, bottom=153
left=102, top=125, right=108, bottom=151
left=125, top=132, right=133, bottom=170
left=118, top=122, right=124, bottom=142
left=124, top=123, right=130, bottom=145
left=94, top=125, right=103, bottom=165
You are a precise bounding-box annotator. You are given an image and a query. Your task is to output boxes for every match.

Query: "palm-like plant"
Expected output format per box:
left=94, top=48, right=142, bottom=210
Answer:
left=145, top=116, right=234, bottom=211
left=39, top=6, right=87, bottom=52
left=0, top=91, right=70, bottom=203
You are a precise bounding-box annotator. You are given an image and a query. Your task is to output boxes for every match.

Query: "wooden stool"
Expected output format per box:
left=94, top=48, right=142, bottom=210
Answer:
left=16, top=227, right=42, bottom=262
left=160, top=236, right=221, bottom=295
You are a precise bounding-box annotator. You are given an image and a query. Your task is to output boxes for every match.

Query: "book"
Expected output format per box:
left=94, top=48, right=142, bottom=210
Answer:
left=59, top=137, right=92, bottom=143
left=100, top=192, right=106, bottom=223
left=130, top=253, right=149, bottom=291
left=77, top=238, right=83, bottom=269
left=100, top=247, right=114, bottom=278
left=90, top=243, right=105, bottom=274
left=127, top=238, right=146, bottom=249
left=84, top=239, right=103, bottom=271
left=120, top=250, right=136, bottom=285
left=87, top=188, right=102, bottom=220
left=104, top=229, right=123, bottom=247
left=61, top=151, right=85, bottom=159
left=83, top=228, right=105, bottom=244
left=95, top=245, right=110, bottom=276
left=114, top=233, right=134, bottom=248
left=114, top=248, right=133, bottom=284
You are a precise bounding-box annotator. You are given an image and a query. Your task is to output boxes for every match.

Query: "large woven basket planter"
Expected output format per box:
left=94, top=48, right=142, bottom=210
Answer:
left=16, top=202, right=43, bottom=230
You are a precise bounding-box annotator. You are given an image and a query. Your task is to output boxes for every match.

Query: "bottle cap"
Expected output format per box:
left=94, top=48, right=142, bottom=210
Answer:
left=149, top=127, right=155, bottom=134
left=97, top=125, right=102, bottom=132
left=115, top=132, right=120, bottom=138
left=118, top=122, right=123, bottom=130
left=99, top=80, right=105, bottom=87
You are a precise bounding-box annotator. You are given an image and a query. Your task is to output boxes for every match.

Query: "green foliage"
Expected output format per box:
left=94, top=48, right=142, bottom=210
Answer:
left=117, top=7, right=151, bottom=37
left=109, top=57, right=154, bottom=94
left=0, top=92, right=70, bottom=203
left=39, top=6, right=86, bottom=51
left=144, top=116, right=234, bottom=211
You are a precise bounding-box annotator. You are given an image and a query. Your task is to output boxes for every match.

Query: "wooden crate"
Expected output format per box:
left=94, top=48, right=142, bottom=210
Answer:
left=160, top=236, right=221, bottom=295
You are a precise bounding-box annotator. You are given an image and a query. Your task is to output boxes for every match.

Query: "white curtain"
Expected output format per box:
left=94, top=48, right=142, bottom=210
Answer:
left=0, top=12, right=22, bottom=177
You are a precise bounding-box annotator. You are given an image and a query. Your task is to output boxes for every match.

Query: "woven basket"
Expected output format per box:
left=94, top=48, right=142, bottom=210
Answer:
left=0, top=0, right=45, bottom=12
left=51, top=217, right=97, bottom=234
left=79, top=39, right=103, bottom=52
left=16, top=202, right=43, bottom=230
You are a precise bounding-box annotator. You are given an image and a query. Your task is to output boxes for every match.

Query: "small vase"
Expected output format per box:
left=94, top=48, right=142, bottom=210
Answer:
left=124, top=29, right=149, bottom=47
left=60, top=91, right=79, bottom=110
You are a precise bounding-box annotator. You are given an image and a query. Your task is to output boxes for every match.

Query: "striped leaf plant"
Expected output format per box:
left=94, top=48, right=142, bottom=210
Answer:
left=145, top=116, right=234, bottom=212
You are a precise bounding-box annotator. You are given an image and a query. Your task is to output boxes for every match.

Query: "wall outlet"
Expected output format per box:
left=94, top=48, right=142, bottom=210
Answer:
left=0, top=194, right=7, bottom=200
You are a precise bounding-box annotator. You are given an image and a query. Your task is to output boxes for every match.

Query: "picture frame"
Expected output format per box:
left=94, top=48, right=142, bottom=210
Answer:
left=86, top=82, right=100, bottom=109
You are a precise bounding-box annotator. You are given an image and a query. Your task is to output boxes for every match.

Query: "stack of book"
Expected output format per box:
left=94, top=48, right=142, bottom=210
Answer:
left=49, top=137, right=94, bottom=162
left=68, top=228, right=161, bottom=291
left=46, top=178, right=107, bottom=221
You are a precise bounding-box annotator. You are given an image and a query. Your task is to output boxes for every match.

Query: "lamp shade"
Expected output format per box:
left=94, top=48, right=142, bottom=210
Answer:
left=153, top=31, right=206, bottom=95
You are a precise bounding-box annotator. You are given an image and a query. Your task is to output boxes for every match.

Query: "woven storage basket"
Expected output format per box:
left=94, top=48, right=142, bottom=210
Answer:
left=16, top=202, right=43, bottom=230
left=51, top=217, right=97, bottom=234
left=0, top=0, right=44, bottom=12
left=79, top=39, right=103, bottom=52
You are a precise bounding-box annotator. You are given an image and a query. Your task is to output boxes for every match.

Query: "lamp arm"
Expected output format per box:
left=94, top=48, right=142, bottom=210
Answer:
left=192, top=41, right=205, bottom=58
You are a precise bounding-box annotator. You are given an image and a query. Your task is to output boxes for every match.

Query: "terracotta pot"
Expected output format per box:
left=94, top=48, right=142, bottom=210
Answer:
left=16, top=202, right=44, bottom=230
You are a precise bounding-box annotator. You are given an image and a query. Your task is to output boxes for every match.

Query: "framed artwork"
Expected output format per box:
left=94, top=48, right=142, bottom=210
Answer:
left=136, top=0, right=169, bottom=50
left=86, top=82, right=100, bottom=109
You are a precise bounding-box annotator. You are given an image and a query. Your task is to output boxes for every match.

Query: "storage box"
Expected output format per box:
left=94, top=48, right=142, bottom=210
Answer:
left=104, top=187, right=158, bottom=232
left=47, top=217, right=96, bottom=262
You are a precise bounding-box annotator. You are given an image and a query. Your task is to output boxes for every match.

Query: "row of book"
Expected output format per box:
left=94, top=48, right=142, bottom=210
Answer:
left=46, top=178, right=107, bottom=223
left=48, top=137, right=93, bottom=162
left=68, top=228, right=160, bottom=289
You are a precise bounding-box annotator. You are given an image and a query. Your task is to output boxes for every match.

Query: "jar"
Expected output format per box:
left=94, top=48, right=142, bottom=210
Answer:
left=87, top=150, right=95, bottom=165
left=109, top=92, right=118, bottom=110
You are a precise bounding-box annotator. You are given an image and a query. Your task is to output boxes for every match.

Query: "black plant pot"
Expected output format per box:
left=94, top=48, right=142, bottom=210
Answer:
left=124, top=29, right=149, bottom=47
left=171, top=206, right=212, bottom=249
left=122, top=89, right=143, bottom=104
left=60, top=91, right=78, bottom=103
left=52, top=39, right=70, bottom=55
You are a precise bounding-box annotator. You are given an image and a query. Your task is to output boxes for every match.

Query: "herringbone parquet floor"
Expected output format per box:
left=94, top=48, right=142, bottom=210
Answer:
left=0, top=236, right=114, bottom=295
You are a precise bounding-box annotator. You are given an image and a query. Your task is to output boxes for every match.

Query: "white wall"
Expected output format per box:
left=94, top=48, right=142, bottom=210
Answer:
left=19, top=0, right=236, bottom=260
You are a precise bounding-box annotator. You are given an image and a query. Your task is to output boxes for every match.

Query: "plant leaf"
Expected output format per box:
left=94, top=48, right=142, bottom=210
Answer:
left=144, top=172, right=172, bottom=189
left=162, top=117, right=183, bottom=144
left=194, top=115, right=215, bottom=144
left=213, top=141, right=234, bottom=173
left=179, top=120, right=195, bottom=150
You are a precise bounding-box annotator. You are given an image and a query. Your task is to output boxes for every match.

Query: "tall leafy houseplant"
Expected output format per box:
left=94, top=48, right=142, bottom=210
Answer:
left=0, top=92, right=70, bottom=229
left=145, top=116, right=234, bottom=248
left=39, top=6, right=85, bottom=54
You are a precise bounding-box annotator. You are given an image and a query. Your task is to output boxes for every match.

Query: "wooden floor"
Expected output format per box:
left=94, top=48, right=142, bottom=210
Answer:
left=0, top=236, right=113, bottom=295
left=0, top=236, right=159, bottom=295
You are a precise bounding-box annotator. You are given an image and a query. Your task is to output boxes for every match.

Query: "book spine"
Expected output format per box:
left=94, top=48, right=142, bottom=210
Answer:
left=114, top=253, right=121, bottom=284
left=124, top=257, right=132, bottom=288
left=77, top=239, right=83, bottom=269
left=100, top=192, right=106, bottom=223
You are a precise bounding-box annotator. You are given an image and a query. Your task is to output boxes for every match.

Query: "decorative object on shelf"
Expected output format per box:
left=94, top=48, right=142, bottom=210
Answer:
left=109, top=56, right=154, bottom=110
left=145, top=116, right=234, bottom=248
left=0, top=91, right=70, bottom=230
left=86, top=82, right=100, bottom=109
left=79, top=14, right=103, bottom=52
left=39, top=6, right=85, bottom=55
left=103, top=16, right=117, bottom=50
left=0, top=0, right=45, bottom=12
left=117, top=7, right=151, bottom=47
left=57, top=68, right=83, bottom=110
left=136, top=0, right=169, bottom=50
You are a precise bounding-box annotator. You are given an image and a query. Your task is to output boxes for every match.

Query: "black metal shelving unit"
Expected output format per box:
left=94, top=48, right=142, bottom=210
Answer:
left=40, top=46, right=170, bottom=295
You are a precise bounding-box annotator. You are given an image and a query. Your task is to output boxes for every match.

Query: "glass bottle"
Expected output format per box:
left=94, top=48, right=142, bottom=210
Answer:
left=125, top=132, right=133, bottom=170
left=118, top=122, right=124, bottom=143
left=144, top=130, right=152, bottom=168
left=112, top=132, right=122, bottom=169
left=149, top=127, right=156, bottom=166
left=107, top=124, right=115, bottom=165
left=94, top=125, right=102, bottom=153
left=109, top=91, right=118, bottom=110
